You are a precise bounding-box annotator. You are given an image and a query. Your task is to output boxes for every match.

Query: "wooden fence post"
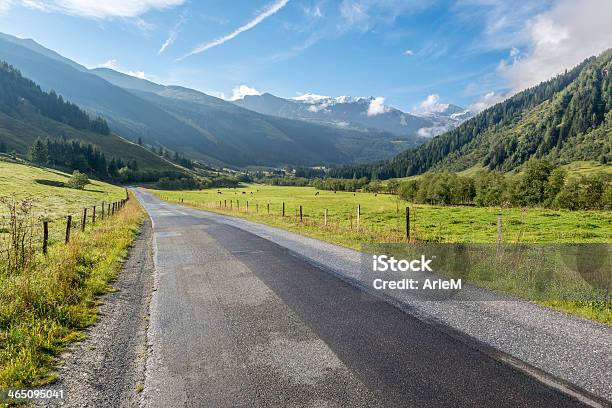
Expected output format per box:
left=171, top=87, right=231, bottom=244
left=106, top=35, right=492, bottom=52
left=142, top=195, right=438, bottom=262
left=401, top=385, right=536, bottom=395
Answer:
left=224, top=199, right=227, bottom=208
left=247, top=201, right=249, bottom=212
left=230, top=200, right=233, bottom=210
left=299, top=205, right=303, bottom=224
left=324, top=209, right=328, bottom=226
left=65, top=215, right=72, bottom=244
left=267, top=203, right=270, bottom=214
left=496, top=209, right=502, bottom=254
left=92, top=206, right=96, bottom=224
left=112, top=203, right=115, bottom=215
left=101, top=202, right=105, bottom=220
left=357, top=205, right=360, bottom=231
left=82, top=208, right=87, bottom=232
left=256, top=203, right=259, bottom=214
left=108, top=203, right=111, bottom=216
left=42, top=221, right=48, bottom=254
left=406, top=207, right=410, bottom=241
left=282, top=202, right=285, bottom=217
left=125, top=188, right=129, bottom=200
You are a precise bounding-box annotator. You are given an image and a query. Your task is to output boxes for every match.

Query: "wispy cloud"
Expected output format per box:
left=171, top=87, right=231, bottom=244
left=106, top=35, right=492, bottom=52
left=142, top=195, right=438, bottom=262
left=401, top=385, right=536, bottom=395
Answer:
left=158, top=13, right=186, bottom=54
left=403, top=49, right=414, bottom=56
left=179, top=0, right=289, bottom=60
left=13, top=0, right=186, bottom=18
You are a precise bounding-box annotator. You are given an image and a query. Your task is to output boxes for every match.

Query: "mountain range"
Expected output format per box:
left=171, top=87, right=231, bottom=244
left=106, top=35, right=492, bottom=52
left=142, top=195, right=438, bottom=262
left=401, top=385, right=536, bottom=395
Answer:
left=329, top=49, right=612, bottom=179
left=233, top=92, right=472, bottom=138
left=0, top=32, right=439, bottom=168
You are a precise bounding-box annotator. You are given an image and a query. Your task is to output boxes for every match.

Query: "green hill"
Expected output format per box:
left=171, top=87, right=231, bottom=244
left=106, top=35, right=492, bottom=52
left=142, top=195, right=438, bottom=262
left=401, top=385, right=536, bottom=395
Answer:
left=330, top=49, right=612, bottom=179
left=0, top=61, right=181, bottom=178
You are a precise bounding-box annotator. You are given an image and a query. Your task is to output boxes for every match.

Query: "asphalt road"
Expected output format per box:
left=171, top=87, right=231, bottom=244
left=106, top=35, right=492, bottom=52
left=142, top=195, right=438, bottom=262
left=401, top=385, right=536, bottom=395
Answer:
left=136, top=190, right=596, bottom=408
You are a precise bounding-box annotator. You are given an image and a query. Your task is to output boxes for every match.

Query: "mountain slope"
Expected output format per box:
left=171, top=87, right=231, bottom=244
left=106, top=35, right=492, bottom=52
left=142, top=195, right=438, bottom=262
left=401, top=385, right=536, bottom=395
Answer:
left=329, top=50, right=612, bottom=179
left=91, top=67, right=421, bottom=165
left=0, top=32, right=420, bottom=167
left=0, top=61, right=179, bottom=174
left=234, top=92, right=472, bottom=137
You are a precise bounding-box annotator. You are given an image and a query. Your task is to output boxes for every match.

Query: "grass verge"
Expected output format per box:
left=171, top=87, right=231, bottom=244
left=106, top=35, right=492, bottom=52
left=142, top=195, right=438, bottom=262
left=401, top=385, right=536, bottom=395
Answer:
left=0, top=193, right=144, bottom=389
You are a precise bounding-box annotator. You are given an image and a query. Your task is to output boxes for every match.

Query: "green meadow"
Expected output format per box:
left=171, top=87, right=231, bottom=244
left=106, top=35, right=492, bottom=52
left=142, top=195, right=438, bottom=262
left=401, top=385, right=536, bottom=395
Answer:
left=0, top=160, right=127, bottom=244
left=149, top=184, right=611, bottom=247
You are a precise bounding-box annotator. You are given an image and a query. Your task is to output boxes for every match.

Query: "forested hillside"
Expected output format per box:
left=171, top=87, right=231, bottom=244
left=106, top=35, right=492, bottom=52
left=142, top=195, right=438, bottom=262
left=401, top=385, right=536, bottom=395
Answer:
left=329, top=50, right=612, bottom=179
left=0, top=61, right=183, bottom=181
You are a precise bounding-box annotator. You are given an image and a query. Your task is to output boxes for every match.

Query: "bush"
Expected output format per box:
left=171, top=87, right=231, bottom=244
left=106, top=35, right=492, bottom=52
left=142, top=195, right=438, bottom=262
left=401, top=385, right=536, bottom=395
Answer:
left=65, top=170, right=89, bottom=190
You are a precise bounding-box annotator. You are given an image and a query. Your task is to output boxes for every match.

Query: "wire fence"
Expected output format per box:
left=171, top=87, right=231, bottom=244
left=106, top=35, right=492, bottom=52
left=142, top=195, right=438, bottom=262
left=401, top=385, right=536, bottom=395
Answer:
left=0, top=189, right=131, bottom=258
left=158, top=196, right=507, bottom=245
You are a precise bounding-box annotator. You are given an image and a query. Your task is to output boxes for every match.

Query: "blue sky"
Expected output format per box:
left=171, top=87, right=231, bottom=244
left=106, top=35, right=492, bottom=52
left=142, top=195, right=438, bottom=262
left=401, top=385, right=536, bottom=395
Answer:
left=0, top=0, right=610, bottom=113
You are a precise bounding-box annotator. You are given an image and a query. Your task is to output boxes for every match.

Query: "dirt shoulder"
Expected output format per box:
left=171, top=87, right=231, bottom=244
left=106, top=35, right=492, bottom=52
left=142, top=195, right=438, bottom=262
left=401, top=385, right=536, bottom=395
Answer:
left=37, top=217, right=154, bottom=407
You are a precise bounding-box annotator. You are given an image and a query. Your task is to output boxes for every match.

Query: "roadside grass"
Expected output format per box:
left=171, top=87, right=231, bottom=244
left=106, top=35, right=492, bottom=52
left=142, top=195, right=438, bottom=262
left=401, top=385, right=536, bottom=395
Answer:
left=148, top=184, right=611, bottom=325
left=0, top=161, right=144, bottom=390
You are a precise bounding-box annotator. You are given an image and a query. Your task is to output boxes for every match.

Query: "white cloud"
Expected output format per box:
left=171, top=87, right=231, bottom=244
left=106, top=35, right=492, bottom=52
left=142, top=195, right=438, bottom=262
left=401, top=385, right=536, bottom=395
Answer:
left=98, top=59, right=119, bottom=69
left=180, top=0, right=289, bottom=60
left=496, top=0, right=612, bottom=93
left=367, top=96, right=390, bottom=116
left=15, top=0, right=185, bottom=18
left=417, top=124, right=455, bottom=138
left=230, top=85, right=261, bottom=101
left=403, top=49, right=414, bottom=56
left=469, top=91, right=506, bottom=113
left=416, top=94, right=449, bottom=114
left=0, top=0, right=12, bottom=13
left=96, top=59, right=147, bottom=80
left=158, top=14, right=186, bottom=54
left=126, top=70, right=147, bottom=79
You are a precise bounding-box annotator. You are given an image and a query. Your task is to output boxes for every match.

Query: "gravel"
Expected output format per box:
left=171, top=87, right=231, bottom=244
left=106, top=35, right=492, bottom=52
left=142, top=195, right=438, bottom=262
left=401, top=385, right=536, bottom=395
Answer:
left=35, top=218, right=154, bottom=408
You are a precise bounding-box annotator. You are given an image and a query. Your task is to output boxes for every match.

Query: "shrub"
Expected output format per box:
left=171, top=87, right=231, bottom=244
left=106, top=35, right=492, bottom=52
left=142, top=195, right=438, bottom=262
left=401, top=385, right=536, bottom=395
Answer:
left=65, top=170, right=89, bottom=190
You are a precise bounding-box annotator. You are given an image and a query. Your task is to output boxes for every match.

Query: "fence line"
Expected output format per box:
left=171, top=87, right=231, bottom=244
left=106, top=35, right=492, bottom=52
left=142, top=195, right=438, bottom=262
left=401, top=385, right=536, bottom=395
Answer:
left=169, top=196, right=506, bottom=244
left=0, top=195, right=131, bottom=256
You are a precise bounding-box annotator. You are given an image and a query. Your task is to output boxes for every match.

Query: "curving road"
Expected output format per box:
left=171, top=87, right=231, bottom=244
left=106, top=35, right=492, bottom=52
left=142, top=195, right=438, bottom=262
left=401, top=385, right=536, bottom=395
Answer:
left=135, top=189, right=601, bottom=408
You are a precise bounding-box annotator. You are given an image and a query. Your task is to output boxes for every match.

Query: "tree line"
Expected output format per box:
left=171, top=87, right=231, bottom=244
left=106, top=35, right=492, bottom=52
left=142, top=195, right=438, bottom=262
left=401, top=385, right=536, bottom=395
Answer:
left=0, top=61, right=110, bottom=135
left=398, top=161, right=611, bottom=210
left=29, top=137, right=183, bottom=183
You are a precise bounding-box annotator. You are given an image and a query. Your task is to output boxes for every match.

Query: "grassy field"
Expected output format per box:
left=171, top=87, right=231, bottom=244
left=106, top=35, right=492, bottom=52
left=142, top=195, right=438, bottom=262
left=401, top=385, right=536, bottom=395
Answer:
left=0, top=160, right=127, bottom=246
left=149, top=184, right=611, bottom=247
left=149, top=184, right=611, bottom=325
left=0, top=160, right=144, bottom=392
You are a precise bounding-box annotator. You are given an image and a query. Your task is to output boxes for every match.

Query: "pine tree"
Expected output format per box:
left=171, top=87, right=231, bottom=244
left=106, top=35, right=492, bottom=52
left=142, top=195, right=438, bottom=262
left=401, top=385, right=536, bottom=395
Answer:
left=30, top=138, right=48, bottom=165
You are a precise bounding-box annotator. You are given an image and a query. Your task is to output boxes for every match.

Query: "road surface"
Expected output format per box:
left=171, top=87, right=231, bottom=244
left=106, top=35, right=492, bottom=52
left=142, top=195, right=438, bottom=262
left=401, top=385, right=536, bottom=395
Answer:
left=135, top=189, right=600, bottom=408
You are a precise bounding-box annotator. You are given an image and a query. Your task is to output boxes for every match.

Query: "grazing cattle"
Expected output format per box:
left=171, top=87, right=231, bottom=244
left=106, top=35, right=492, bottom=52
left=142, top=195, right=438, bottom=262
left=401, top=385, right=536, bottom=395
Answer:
left=250, top=192, right=253, bottom=195
left=217, top=191, right=222, bottom=194
left=242, top=191, right=246, bottom=194
left=374, top=193, right=377, bottom=197
left=315, top=191, right=319, bottom=196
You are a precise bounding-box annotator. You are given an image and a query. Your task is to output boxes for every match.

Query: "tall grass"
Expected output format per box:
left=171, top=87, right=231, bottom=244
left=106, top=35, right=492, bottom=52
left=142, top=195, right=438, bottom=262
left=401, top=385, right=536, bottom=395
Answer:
left=0, top=193, right=144, bottom=388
